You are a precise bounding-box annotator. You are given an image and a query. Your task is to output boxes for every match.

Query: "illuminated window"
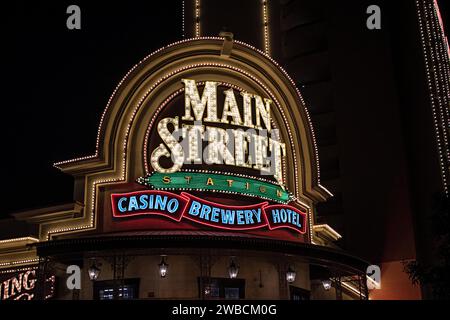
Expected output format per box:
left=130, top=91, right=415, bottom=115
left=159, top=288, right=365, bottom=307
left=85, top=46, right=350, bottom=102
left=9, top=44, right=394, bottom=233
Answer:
left=93, top=279, right=139, bottom=300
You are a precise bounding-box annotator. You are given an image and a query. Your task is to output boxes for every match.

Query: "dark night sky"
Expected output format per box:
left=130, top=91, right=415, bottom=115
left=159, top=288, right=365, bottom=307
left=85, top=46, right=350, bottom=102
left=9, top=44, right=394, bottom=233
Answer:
left=2, top=1, right=450, bottom=215
left=3, top=1, right=181, bottom=213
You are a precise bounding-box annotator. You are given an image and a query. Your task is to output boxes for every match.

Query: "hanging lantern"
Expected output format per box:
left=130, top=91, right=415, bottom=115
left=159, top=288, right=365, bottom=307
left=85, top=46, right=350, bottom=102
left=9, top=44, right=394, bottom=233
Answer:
left=88, top=261, right=100, bottom=281
left=228, top=258, right=239, bottom=279
left=286, top=266, right=296, bottom=283
left=158, top=256, right=169, bottom=278
left=322, top=279, right=332, bottom=291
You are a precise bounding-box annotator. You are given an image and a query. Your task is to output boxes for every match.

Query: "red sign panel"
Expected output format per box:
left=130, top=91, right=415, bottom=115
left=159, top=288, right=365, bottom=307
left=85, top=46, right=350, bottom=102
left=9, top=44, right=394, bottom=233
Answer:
left=111, top=190, right=189, bottom=222
left=111, top=190, right=307, bottom=234
left=181, top=193, right=268, bottom=231
left=264, top=204, right=307, bottom=234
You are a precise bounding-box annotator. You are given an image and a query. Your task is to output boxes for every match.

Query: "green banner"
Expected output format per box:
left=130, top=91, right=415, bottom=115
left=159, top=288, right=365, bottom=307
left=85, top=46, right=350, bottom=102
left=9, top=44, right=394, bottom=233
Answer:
left=138, top=172, right=290, bottom=203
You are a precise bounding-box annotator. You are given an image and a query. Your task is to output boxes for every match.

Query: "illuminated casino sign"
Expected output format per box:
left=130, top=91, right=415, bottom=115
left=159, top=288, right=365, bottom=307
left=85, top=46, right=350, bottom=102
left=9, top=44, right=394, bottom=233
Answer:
left=0, top=269, right=55, bottom=300
left=111, top=190, right=306, bottom=234
left=107, top=76, right=310, bottom=236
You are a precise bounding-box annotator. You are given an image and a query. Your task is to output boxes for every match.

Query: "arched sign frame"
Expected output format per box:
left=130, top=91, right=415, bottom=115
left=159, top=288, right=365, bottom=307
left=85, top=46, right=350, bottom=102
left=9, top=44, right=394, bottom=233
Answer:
left=49, top=37, right=332, bottom=242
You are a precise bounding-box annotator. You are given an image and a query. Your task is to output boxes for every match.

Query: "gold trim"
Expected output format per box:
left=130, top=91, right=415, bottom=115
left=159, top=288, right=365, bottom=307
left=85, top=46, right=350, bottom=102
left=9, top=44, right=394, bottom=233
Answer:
left=313, top=224, right=342, bottom=242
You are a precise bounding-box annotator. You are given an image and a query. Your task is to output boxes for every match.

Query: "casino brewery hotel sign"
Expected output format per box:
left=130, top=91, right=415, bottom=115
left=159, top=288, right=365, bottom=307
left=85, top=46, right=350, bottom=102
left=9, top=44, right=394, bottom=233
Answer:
left=111, top=77, right=307, bottom=234
left=37, top=37, right=332, bottom=243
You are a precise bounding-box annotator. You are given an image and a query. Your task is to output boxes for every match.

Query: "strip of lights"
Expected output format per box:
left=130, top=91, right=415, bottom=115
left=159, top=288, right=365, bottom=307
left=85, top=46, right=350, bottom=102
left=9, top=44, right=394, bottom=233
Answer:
left=182, top=1, right=185, bottom=38
left=0, top=237, right=39, bottom=244
left=416, top=0, right=450, bottom=196
left=262, top=0, right=270, bottom=55
left=431, top=1, right=450, bottom=156
left=195, top=0, right=200, bottom=37
left=0, top=259, right=39, bottom=268
left=0, top=266, right=37, bottom=274
left=429, top=1, right=450, bottom=181
left=434, top=0, right=450, bottom=60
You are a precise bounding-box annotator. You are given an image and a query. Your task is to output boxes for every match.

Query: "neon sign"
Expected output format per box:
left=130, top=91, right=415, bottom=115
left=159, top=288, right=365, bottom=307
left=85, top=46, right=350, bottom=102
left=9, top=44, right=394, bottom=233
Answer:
left=183, top=193, right=268, bottom=230
left=138, top=171, right=291, bottom=203
left=111, top=190, right=306, bottom=234
left=111, top=191, right=188, bottom=221
left=0, top=269, right=55, bottom=300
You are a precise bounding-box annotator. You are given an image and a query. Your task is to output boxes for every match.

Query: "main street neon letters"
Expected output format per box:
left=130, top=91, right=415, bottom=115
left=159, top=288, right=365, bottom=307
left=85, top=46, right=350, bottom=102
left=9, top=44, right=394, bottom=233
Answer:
left=150, top=79, right=286, bottom=186
left=111, top=190, right=306, bottom=234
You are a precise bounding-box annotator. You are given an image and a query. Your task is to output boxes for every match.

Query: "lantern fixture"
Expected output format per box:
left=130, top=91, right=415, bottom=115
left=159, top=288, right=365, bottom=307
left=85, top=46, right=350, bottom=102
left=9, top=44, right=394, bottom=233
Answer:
left=322, top=279, right=332, bottom=291
left=228, top=258, right=239, bottom=279
left=158, top=256, right=169, bottom=278
left=88, top=260, right=101, bottom=281
left=286, top=265, right=296, bottom=283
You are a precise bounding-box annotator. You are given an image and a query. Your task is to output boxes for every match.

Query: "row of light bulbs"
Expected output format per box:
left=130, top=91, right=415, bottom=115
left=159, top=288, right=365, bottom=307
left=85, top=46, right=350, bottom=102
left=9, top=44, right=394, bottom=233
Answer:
left=416, top=0, right=450, bottom=195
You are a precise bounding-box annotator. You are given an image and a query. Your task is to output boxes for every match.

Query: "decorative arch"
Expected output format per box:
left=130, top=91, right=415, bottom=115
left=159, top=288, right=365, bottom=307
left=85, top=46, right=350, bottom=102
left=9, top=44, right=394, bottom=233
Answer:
left=46, top=37, right=331, bottom=241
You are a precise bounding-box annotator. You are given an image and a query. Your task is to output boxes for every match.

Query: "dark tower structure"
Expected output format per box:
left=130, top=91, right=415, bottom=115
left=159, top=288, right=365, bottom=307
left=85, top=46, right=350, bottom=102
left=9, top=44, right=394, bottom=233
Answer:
left=184, top=0, right=450, bottom=299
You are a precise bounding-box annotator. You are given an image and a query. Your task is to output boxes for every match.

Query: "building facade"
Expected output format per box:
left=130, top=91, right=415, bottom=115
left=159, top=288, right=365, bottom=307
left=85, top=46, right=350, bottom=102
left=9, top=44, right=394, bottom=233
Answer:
left=1, top=0, right=449, bottom=300
left=0, top=35, right=369, bottom=300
